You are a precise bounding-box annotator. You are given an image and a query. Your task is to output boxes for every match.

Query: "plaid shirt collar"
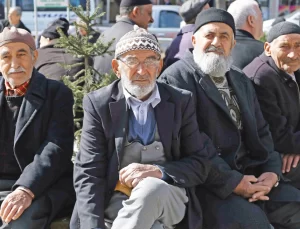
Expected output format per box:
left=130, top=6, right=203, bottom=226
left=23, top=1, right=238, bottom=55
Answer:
left=5, top=80, right=30, bottom=96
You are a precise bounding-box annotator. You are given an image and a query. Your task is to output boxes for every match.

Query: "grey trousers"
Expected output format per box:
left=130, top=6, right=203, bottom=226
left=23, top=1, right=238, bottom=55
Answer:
left=0, top=179, right=51, bottom=229
left=107, top=177, right=188, bottom=229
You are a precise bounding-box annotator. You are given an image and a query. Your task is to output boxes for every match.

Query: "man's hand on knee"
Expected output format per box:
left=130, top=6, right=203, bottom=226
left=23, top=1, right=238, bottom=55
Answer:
left=282, top=154, right=300, bottom=173
left=0, top=189, right=33, bottom=224
left=233, top=175, right=270, bottom=200
left=119, top=163, right=163, bottom=188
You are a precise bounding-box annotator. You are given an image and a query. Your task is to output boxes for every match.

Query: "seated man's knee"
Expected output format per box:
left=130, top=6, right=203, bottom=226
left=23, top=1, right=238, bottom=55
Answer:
left=131, top=177, right=169, bottom=204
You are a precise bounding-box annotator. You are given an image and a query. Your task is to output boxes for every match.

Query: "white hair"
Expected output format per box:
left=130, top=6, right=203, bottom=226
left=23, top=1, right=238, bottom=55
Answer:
left=227, top=0, right=258, bottom=29
left=9, top=6, right=22, bottom=16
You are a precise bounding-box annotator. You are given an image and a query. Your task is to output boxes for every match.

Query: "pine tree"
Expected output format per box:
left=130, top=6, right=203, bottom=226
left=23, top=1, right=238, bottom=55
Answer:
left=55, top=0, right=117, bottom=144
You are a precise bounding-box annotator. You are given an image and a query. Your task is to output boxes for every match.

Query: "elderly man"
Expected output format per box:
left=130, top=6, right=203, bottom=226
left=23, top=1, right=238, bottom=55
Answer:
left=35, top=18, right=85, bottom=81
left=94, top=0, right=154, bottom=76
left=162, top=0, right=210, bottom=72
left=160, top=8, right=300, bottom=229
left=227, top=0, right=264, bottom=69
left=71, top=25, right=228, bottom=229
left=0, top=7, right=31, bottom=33
left=0, top=27, right=74, bottom=228
left=244, top=22, right=300, bottom=189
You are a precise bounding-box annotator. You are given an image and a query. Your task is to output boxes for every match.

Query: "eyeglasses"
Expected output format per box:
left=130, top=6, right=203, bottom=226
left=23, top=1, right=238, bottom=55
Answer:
left=118, top=56, right=160, bottom=69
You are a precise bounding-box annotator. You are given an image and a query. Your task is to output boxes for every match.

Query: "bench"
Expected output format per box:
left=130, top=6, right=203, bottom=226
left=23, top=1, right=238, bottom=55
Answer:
left=50, top=217, right=70, bottom=229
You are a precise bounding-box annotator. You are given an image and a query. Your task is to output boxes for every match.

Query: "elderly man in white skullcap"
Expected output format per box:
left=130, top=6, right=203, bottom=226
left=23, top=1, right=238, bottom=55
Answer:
left=71, top=25, right=226, bottom=229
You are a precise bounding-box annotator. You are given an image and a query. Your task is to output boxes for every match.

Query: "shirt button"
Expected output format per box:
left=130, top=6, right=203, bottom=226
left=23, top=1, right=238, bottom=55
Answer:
left=140, top=110, right=144, bottom=113
left=143, top=146, right=147, bottom=151
left=155, top=146, right=160, bottom=150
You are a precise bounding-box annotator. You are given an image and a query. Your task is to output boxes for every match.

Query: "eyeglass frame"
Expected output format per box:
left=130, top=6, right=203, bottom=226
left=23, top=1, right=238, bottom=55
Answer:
left=117, top=55, right=161, bottom=70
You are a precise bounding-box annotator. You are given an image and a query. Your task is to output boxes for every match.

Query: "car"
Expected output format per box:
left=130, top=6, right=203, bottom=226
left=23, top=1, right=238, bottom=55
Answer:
left=263, top=10, right=300, bottom=34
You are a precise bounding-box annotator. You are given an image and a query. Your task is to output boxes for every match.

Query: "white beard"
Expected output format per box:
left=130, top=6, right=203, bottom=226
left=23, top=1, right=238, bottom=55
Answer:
left=120, top=73, right=156, bottom=100
left=193, top=48, right=233, bottom=77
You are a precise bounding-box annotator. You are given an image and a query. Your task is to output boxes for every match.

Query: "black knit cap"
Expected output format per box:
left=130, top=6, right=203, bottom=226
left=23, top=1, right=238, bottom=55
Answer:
left=41, top=17, right=69, bottom=40
left=193, top=7, right=235, bottom=36
left=267, top=21, right=300, bottom=43
left=120, top=0, right=152, bottom=7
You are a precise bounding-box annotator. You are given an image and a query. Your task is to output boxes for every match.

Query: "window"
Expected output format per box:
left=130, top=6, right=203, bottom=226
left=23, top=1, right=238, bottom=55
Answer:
left=16, top=0, right=87, bottom=11
left=159, top=10, right=181, bottom=28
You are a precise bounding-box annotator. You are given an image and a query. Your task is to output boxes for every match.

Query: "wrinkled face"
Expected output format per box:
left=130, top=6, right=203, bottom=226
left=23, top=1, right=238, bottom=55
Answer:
left=8, top=10, right=20, bottom=25
left=192, top=22, right=235, bottom=77
left=253, top=5, right=264, bottom=40
left=112, top=49, right=162, bottom=101
left=192, top=22, right=235, bottom=57
left=0, top=42, right=38, bottom=87
left=265, top=34, right=300, bottom=74
left=135, top=4, right=154, bottom=29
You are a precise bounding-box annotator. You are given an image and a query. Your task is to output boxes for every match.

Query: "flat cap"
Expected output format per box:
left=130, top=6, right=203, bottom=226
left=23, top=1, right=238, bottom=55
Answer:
left=42, top=17, right=69, bottom=39
left=193, top=7, right=235, bottom=36
left=115, top=25, right=161, bottom=58
left=120, top=0, right=152, bottom=7
left=0, top=27, right=36, bottom=50
left=267, top=21, right=300, bottom=43
left=180, top=0, right=210, bottom=23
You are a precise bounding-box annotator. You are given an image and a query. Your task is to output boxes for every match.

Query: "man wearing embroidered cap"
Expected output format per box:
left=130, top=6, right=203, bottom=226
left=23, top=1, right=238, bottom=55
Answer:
left=0, top=27, right=75, bottom=228
left=71, top=25, right=227, bottom=229
left=94, top=0, right=154, bottom=75
left=160, top=8, right=300, bottom=229
left=244, top=22, right=300, bottom=191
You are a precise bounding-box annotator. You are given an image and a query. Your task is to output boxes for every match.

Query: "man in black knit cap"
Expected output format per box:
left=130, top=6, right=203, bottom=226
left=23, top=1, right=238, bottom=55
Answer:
left=0, top=27, right=75, bottom=229
left=35, top=18, right=85, bottom=82
left=244, top=22, right=300, bottom=191
left=94, top=0, right=154, bottom=76
left=160, top=8, right=300, bottom=229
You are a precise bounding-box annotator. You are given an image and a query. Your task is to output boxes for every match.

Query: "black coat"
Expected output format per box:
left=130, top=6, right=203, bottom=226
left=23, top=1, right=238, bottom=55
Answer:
left=0, top=19, right=31, bottom=33
left=93, top=17, right=135, bottom=75
left=159, top=50, right=300, bottom=202
left=231, top=30, right=264, bottom=69
left=35, top=44, right=85, bottom=82
left=72, top=80, right=230, bottom=229
left=0, top=71, right=75, bottom=224
left=243, top=54, right=300, bottom=155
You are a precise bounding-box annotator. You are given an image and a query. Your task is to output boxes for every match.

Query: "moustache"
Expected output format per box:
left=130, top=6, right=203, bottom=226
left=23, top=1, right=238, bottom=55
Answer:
left=8, top=67, right=26, bottom=74
left=205, top=46, right=225, bottom=55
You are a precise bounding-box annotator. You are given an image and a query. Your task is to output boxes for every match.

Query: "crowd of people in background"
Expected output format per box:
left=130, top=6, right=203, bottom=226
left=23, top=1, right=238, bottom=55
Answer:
left=1, top=0, right=300, bottom=229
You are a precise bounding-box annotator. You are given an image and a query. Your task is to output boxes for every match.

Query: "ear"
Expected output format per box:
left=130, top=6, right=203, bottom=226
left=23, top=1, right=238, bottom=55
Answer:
left=192, top=35, right=196, bottom=47
left=112, top=59, right=121, bottom=78
left=32, top=50, right=38, bottom=64
left=156, top=58, right=163, bottom=77
left=132, top=6, right=140, bottom=18
left=264, top=42, right=271, bottom=56
left=247, top=15, right=255, bottom=28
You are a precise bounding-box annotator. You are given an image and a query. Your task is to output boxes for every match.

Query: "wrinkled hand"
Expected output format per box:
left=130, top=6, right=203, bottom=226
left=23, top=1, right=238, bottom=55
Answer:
left=0, top=189, right=32, bottom=224
left=249, top=172, right=278, bottom=203
left=282, top=154, right=300, bottom=174
left=119, top=163, right=162, bottom=188
left=233, top=175, right=270, bottom=200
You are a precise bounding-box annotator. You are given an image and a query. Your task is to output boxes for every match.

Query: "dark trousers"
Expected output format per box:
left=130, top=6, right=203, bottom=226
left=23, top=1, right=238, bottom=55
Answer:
left=0, top=179, right=51, bottom=229
left=197, top=187, right=300, bottom=229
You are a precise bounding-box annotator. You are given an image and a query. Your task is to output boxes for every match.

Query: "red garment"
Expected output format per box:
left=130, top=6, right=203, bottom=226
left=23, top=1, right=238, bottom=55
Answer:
left=5, top=80, right=30, bottom=96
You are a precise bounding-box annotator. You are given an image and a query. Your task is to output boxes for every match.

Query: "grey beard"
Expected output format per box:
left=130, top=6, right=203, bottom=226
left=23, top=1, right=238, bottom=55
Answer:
left=193, top=49, right=233, bottom=77
left=121, top=74, right=156, bottom=100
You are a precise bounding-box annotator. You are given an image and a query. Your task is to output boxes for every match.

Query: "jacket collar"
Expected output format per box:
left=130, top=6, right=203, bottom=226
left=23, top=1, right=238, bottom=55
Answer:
left=236, top=29, right=255, bottom=39
left=116, top=17, right=135, bottom=25
left=179, top=24, right=195, bottom=35
left=109, top=80, right=174, bottom=162
left=259, top=53, right=300, bottom=84
left=182, top=49, right=249, bottom=126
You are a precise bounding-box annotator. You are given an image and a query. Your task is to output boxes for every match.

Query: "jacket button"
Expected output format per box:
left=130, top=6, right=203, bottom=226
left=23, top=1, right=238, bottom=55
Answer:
left=179, top=179, right=185, bottom=183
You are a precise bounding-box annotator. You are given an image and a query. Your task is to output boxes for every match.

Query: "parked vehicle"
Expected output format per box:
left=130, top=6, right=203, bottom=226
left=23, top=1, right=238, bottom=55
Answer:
left=263, top=10, right=300, bottom=34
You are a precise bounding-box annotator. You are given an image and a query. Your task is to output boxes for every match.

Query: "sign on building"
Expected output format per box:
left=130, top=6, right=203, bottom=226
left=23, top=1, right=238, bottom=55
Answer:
left=37, top=0, right=68, bottom=8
